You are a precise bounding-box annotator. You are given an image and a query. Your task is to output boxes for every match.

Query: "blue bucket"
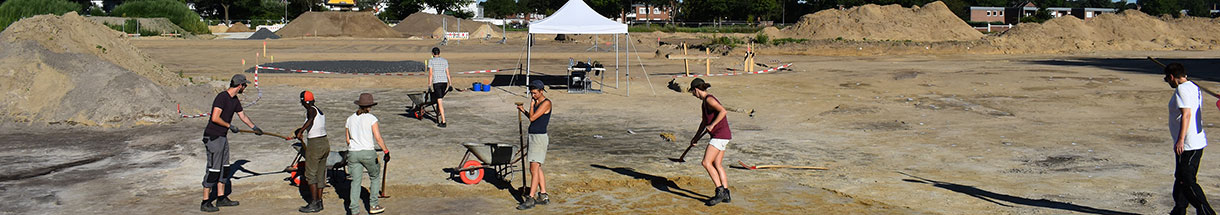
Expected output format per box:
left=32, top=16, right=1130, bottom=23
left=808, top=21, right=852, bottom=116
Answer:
left=482, top=84, right=491, bottom=92
left=472, top=82, right=482, bottom=91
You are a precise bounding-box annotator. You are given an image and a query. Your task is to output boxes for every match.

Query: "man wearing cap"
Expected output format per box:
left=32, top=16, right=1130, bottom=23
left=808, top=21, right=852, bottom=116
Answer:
left=516, top=80, right=552, bottom=210
left=200, top=74, right=263, bottom=212
left=294, top=90, right=328, bottom=213
left=428, top=47, right=452, bottom=128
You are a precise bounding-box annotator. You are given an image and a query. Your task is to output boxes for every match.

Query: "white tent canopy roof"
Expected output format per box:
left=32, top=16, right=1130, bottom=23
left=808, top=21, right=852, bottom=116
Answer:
left=528, top=0, right=627, bottom=34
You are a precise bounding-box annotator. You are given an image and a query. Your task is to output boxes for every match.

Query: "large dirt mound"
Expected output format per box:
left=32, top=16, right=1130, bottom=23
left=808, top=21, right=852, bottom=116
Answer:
left=394, top=12, right=499, bottom=38
left=226, top=22, right=254, bottom=33
left=992, top=10, right=1220, bottom=53
left=0, top=12, right=185, bottom=126
left=779, top=1, right=983, bottom=42
left=88, top=17, right=192, bottom=35
left=276, top=12, right=401, bottom=38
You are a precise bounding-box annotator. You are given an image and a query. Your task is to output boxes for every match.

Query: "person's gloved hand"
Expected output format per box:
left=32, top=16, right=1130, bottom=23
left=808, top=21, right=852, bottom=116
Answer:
left=253, top=126, right=264, bottom=135
left=229, top=125, right=239, bottom=133
left=383, top=152, right=391, bottom=162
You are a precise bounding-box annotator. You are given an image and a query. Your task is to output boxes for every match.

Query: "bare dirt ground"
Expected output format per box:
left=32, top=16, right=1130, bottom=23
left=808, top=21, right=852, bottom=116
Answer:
left=4, top=35, right=1220, bottom=215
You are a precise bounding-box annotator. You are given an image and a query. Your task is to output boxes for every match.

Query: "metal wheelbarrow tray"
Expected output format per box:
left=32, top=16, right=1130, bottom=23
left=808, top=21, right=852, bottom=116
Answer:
left=453, top=143, right=523, bottom=185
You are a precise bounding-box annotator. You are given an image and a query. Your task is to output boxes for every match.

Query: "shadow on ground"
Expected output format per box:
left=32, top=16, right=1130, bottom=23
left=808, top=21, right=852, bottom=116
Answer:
left=900, top=172, right=1138, bottom=215
left=1027, top=58, right=1220, bottom=82
left=591, top=164, right=710, bottom=201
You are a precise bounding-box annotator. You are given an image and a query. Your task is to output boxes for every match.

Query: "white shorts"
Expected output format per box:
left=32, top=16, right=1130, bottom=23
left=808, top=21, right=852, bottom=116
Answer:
left=709, top=138, right=730, bottom=151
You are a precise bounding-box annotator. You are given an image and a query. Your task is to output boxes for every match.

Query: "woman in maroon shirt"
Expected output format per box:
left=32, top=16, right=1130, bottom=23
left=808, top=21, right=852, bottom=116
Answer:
left=688, top=78, right=732, bottom=206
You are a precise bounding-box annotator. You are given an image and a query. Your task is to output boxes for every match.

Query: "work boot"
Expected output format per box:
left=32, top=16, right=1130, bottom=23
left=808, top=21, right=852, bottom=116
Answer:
left=722, top=187, right=731, bottom=203
left=535, top=193, right=550, bottom=205
left=299, top=200, right=322, bottom=213
left=215, top=196, right=240, bottom=207
left=705, top=187, right=725, bottom=206
left=438, top=122, right=447, bottom=128
left=516, top=195, right=536, bottom=210
left=200, top=200, right=219, bottom=212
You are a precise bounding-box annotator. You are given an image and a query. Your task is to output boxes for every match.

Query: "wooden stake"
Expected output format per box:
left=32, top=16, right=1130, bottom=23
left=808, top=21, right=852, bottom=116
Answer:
left=705, top=48, right=711, bottom=76
left=683, top=42, right=689, bottom=77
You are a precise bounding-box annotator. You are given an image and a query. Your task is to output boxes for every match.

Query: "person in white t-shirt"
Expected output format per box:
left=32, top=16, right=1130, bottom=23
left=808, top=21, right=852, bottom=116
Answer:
left=1164, top=63, right=1216, bottom=215
left=345, top=93, right=391, bottom=214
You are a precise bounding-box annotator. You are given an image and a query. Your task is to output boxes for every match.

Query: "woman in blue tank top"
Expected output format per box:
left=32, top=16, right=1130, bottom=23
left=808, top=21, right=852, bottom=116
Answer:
left=515, top=80, right=552, bottom=210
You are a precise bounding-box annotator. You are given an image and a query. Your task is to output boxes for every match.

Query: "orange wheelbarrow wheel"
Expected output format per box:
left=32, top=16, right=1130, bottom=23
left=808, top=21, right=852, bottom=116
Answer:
left=459, top=160, right=484, bottom=185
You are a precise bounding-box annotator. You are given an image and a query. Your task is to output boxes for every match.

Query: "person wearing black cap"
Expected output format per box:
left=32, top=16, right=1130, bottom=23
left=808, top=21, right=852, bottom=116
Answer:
left=516, top=80, right=552, bottom=210
left=345, top=93, right=391, bottom=214
left=200, top=74, right=263, bottom=212
left=428, top=47, right=452, bottom=128
left=294, top=90, right=328, bottom=213
left=687, top=78, right=733, bottom=206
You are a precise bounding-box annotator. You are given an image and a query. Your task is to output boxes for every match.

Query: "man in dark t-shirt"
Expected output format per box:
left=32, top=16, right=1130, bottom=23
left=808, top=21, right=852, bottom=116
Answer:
left=200, top=74, right=262, bottom=212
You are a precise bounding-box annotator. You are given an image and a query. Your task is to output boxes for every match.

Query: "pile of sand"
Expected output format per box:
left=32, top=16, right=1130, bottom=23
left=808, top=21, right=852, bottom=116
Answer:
left=209, top=24, right=228, bottom=33
left=777, top=1, right=983, bottom=42
left=226, top=22, right=254, bottom=33
left=992, top=10, right=1220, bottom=53
left=0, top=12, right=186, bottom=126
left=88, top=17, right=191, bottom=35
left=394, top=12, right=499, bottom=38
left=276, top=12, right=402, bottom=38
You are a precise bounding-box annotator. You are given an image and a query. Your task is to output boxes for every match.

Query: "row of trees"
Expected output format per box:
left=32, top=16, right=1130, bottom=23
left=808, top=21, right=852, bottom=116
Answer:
left=476, top=0, right=1218, bottom=24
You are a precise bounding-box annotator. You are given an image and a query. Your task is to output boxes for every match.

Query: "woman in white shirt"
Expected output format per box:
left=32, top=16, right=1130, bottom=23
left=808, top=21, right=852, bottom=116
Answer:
left=345, top=93, right=391, bottom=214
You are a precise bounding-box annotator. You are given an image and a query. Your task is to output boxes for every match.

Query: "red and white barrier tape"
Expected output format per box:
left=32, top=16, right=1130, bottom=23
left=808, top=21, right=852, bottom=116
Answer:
left=256, top=65, right=509, bottom=76
left=673, top=63, right=793, bottom=78
left=179, top=104, right=210, bottom=118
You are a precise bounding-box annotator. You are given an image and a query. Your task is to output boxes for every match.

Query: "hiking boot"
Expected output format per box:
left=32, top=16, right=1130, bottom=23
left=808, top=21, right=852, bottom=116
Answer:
left=438, top=122, right=447, bottom=128
left=200, top=200, right=219, bottom=212
left=535, top=193, right=550, bottom=205
left=298, top=200, right=321, bottom=213
left=722, top=187, right=731, bottom=203
left=516, top=196, right=536, bottom=210
left=369, top=206, right=385, bottom=214
left=215, top=196, right=239, bottom=207
left=705, top=187, right=725, bottom=206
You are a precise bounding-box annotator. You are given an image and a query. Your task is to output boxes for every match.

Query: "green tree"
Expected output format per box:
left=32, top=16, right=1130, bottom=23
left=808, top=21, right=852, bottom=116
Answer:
left=380, top=0, right=422, bottom=20
left=1182, top=0, right=1211, bottom=17
left=113, top=0, right=210, bottom=34
left=1141, top=0, right=1182, bottom=16
left=0, top=0, right=80, bottom=29
left=422, top=0, right=472, bottom=15
left=481, top=0, right=517, bottom=18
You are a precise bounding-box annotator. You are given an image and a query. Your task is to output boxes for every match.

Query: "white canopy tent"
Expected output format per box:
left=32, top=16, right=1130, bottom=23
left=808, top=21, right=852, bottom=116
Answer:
left=525, top=0, right=649, bottom=96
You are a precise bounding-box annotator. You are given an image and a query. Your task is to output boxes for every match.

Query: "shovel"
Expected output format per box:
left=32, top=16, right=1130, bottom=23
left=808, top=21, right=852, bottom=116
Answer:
left=1148, top=57, right=1220, bottom=111
left=668, top=133, right=707, bottom=162
left=738, top=160, right=828, bottom=170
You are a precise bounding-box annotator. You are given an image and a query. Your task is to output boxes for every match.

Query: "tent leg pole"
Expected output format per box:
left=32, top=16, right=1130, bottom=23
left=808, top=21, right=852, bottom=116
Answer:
left=615, top=34, right=619, bottom=89
left=627, top=33, right=630, bottom=97
left=527, top=34, right=532, bottom=90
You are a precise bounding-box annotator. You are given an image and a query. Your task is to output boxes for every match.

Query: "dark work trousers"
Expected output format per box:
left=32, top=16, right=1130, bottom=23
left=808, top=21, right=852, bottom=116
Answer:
left=1172, top=149, right=1216, bottom=215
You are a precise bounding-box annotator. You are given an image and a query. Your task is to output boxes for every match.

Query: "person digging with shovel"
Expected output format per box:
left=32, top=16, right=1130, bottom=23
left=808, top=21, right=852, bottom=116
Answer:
left=345, top=93, right=391, bottom=214
left=688, top=78, right=733, bottom=206
left=199, top=74, right=263, bottom=212
left=294, top=90, right=329, bottom=213
left=516, top=80, right=552, bottom=210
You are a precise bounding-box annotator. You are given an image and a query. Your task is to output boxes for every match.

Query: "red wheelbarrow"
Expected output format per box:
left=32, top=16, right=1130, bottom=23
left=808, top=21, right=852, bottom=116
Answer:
left=452, top=143, right=525, bottom=185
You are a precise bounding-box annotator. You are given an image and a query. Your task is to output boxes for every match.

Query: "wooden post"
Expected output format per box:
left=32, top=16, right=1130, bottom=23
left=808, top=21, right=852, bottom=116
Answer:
left=705, top=48, right=711, bottom=76
left=683, top=42, right=689, bottom=76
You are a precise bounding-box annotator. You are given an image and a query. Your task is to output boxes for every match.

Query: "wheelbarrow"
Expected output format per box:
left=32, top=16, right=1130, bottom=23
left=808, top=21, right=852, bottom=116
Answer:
left=285, top=141, right=348, bottom=186
left=405, top=91, right=435, bottom=120
left=452, top=143, right=524, bottom=185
